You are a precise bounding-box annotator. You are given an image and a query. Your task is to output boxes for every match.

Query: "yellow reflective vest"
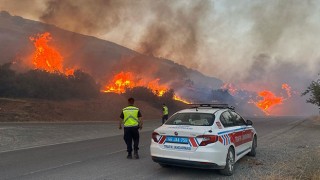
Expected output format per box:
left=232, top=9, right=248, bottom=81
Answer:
left=123, top=106, right=139, bottom=127
left=163, top=106, right=168, bottom=115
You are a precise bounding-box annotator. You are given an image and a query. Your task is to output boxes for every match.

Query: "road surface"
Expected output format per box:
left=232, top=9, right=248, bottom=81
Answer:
left=0, top=116, right=319, bottom=180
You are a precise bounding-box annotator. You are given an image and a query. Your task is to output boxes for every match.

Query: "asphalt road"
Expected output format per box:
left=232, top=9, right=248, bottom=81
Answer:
left=0, top=117, right=309, bottom=180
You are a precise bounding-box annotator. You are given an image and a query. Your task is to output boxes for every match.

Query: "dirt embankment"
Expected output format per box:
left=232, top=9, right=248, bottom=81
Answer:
left=0, top=94, right=165, bottom=122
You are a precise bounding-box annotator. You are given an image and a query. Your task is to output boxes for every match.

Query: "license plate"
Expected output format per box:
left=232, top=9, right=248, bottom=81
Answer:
left=166, top=136, right=189, bottom=144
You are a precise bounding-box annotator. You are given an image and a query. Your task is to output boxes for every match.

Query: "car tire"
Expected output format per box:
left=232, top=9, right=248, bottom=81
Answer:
left=248, top=135, right=257, bottom=157
left=219, top=147, right=235, bottom=176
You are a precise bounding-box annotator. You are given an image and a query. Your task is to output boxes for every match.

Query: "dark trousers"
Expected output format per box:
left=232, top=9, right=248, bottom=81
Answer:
left=123, top=126, right=139, bottom=154
left=162, top=115, right=168, bottom=124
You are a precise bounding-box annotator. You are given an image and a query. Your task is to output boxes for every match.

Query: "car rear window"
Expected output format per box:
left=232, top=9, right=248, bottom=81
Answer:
left=165, top=113, right=215, bottom=126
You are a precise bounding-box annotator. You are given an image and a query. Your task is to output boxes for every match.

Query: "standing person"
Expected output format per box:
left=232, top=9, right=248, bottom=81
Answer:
left=162, top=103, right=169, bottom=124
left=119, top=97, right=143, bottom=159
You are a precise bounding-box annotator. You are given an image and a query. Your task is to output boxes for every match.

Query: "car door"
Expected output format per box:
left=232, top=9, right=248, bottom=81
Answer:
left=219, top=111, right=242, bottom=156
left=230, top=111, right=252, bottom=156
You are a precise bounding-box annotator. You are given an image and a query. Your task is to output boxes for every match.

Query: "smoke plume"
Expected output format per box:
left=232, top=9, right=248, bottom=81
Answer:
left=1, top=0, right=320, bottom=115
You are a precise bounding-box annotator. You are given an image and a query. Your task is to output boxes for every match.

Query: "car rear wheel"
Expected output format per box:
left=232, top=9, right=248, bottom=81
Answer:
left=219, top=147, right=235, bottom=176
left=248, top=136, right=257, bottom=157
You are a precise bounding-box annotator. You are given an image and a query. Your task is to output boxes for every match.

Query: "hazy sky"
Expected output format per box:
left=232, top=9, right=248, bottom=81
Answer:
left=0, top=0, right=319, bottom=86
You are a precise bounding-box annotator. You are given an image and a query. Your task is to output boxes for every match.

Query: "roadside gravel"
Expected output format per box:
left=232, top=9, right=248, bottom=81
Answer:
left=234, top=116, right=320, bottom=180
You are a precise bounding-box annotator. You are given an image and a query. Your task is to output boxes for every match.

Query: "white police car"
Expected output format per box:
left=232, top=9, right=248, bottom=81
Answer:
left=150, top=104, right=257, bottom=176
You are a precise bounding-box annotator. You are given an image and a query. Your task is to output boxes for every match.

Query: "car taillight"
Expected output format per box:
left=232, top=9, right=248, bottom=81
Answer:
left=152, top=132, right=159, bottom=142
left=197, top=135, right=218, bottom=146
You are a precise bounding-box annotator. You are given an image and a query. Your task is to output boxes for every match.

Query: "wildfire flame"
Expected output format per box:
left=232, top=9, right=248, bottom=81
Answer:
left=102, top=71, right=190, bottom=104
left=102, top=71, right=167, bottom=95
left=255, top=91, right=284, bottom=111
left=224, top=82, right=293, bottom=114
left=253, top=83, right=293, bottom=114
left=30, top=32, right=74, bottom=75
left=173, top=95, right=191, bottom=104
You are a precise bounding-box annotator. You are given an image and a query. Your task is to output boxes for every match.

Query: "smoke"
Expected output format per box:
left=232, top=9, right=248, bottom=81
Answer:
left=2, top=0, right=319, bottom=79
left=32, top=0, right=211, bottom=69
left=1, top=0, right=320, bottom=115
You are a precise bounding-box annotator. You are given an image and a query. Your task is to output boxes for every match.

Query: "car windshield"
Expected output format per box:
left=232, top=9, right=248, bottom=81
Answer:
left=165, top=113, right=215, bottom=126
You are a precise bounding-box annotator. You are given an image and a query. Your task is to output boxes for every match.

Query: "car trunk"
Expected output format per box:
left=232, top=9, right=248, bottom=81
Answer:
left=156, top=125, right=212, bottom=152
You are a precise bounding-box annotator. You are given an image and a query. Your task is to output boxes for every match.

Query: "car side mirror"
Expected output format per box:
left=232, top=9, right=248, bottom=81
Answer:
left=246, top=120, right=253, bottom=126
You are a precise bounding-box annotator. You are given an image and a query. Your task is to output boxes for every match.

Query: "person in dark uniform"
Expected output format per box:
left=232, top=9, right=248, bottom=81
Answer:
left=162, top=103, right=169, bottom=124
left=119, top=97, right=143, bottom=159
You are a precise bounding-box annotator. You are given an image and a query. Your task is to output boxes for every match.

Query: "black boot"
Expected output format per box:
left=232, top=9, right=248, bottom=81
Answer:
left=134, top=151, right=139, bottom=159
left=127, top=153, right=132, bottom=159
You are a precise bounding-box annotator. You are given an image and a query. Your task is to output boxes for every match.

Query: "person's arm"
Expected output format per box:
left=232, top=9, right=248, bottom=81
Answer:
left=119, top=112, right=124, bottom=129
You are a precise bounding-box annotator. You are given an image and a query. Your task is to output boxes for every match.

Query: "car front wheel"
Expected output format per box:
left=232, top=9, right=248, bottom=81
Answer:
left=219, top=147, right=235, bottom=176
left=248, top=136, right=257, bottom=157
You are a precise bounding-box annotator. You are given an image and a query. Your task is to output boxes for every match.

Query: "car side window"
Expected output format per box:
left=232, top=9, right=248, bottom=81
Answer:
left=220, top=111, right=235, bottom=127
left=230, top=111, right=246, bottom=126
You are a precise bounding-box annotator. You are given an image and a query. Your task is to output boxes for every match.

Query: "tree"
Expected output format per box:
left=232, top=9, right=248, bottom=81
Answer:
left=302, top=75, right=320, bottom=111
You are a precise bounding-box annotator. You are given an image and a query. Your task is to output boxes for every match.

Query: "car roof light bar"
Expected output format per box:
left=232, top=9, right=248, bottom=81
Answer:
left=189, top=104, right=235, bottom=110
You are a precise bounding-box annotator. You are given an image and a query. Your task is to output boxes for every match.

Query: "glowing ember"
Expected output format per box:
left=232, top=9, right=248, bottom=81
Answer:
left=222, top=83, right=238, bottom=96
left=281, top=83, right=292, bottom=98
left=30, top=32, right=74, bottom=75
left=255, top=91, right=283, bottom=111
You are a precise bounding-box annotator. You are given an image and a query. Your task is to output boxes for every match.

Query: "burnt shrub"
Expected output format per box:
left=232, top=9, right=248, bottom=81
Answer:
left=123, top=86, right=159, bottom=105
left=123, top=87, right=186, bottom=114
left=0, top=63, right=17, bottom=96
left=0, top=63, right=100, bottom=100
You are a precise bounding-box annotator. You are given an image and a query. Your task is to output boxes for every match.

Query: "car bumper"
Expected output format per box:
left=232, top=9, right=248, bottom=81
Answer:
left=152, top=156, right=224, bottom=169
left=150, top=141, right=228, bottom=168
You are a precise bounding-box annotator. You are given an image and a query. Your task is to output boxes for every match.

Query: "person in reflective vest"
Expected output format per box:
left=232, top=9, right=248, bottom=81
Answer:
left=162, top=103, right=169, bottom=124
left=119, top=97, right=143, bottom=159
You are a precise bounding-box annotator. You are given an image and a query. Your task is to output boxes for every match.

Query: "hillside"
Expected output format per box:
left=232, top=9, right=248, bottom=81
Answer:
left=0, top=11, right=223, bottom=102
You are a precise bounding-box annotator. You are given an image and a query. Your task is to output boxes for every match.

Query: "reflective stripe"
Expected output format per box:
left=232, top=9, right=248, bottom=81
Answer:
left=123, top=106, right=139, bottom=127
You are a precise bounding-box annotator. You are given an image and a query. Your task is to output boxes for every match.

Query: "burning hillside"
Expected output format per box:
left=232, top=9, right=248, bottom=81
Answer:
left=28, top=32, right=191, bottom=104
left=24, top=31, right=297, bottom=114
left=1, top=11, right=317, bottom=116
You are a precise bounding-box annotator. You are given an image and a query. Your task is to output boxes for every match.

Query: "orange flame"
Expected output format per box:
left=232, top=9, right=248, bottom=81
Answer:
left=255, top=91, right=284, bottom=111
left=173, top=95, right=191, bottom=104
left=30, top=32, right=74, bottom=75
left=102, top=72, right=135, bottom=93
left=102, top=71, right=190, bottom=103
left=102, top=71, right=168, bottom=96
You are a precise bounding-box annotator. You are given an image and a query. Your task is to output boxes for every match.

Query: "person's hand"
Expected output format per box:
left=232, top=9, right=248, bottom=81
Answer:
left=139, top=125, right=143, bottom=130
left=119, top=125, right=122, bottom=130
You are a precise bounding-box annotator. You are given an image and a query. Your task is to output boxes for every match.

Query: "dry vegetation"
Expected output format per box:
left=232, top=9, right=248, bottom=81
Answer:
left=0, top=95, right=183, bottom=122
